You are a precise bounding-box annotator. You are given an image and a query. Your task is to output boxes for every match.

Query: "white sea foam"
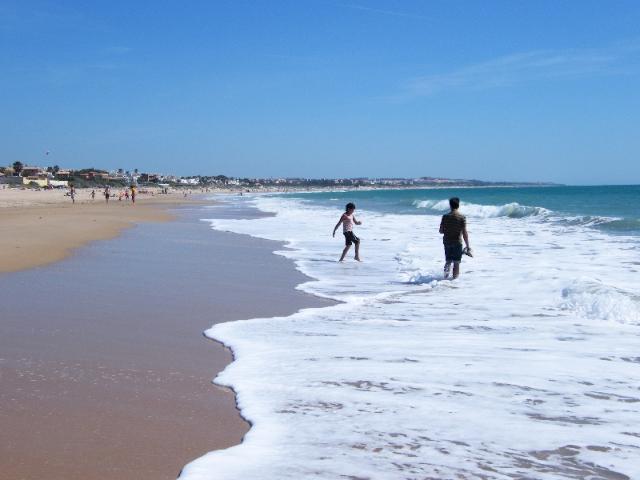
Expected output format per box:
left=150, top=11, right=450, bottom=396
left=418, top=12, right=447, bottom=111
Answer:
left=561, top=278, right=640, bottom=325
left=182, top=195, right=640, bottom=480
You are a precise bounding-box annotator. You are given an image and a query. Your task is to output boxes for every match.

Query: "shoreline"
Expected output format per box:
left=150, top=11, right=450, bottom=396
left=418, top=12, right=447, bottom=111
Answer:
left=0, top=199, right=335, bottom=480
left=0, top=182, right=568, bottom=272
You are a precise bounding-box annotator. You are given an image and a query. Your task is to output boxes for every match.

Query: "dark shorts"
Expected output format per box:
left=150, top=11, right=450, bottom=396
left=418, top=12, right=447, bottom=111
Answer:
left=344, top=231, right=360, bottom=246
left=444, top=242, right=463, bottom=262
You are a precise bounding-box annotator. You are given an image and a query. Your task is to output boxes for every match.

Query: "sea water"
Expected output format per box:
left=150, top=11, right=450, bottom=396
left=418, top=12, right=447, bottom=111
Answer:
left=182, top=185, right=640, bottom=480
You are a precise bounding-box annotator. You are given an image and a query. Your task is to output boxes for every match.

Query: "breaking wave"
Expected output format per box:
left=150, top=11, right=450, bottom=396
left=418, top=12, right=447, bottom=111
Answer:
left=561, top=278, right=640, bottom=325
left=413, top=199, right=549, bottom=218
left=413, top=200, right=639, bottom=234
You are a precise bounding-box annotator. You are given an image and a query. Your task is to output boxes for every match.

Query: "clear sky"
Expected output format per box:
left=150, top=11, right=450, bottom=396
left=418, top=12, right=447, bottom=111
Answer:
left=1, top=1, right=639, bottom=184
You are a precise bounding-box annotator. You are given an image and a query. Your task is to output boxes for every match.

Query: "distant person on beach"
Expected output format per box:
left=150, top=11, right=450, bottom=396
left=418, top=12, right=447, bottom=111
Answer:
left=439, top=197, right=471, bottom=279
left=333, top=202, right=362, bottom=262
left=69, top=185, right=75, bottom=204
left=91, top=190, right=95, bottom=200
left=104, top=187, right=110, bottom=203
left=130, top=185, right=136, bottom=204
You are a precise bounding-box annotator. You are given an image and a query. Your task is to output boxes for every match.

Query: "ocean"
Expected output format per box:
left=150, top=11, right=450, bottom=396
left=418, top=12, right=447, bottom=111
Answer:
left=182, top=185, right=640, bottom=480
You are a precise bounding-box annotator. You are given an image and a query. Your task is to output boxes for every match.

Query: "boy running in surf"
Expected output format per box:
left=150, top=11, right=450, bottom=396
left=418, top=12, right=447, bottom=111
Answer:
left=333, top=202, right=362, bottom=262
left=439, top=197, right=471, bottom=279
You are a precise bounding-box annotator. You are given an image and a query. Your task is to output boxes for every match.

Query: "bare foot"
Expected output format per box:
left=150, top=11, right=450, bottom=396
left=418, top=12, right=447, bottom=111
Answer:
left=355, top=257, right=362, bottom=262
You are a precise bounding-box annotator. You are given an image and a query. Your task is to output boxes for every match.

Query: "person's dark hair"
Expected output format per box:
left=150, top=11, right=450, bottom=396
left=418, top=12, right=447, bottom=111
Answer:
left=449, top=197, right=460, bottom=210
left=345, top=202, right=356, bottom=211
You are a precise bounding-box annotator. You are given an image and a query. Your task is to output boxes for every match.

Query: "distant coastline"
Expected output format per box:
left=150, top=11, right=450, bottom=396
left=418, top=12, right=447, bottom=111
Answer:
left=1, top=162, right=557, bottom=192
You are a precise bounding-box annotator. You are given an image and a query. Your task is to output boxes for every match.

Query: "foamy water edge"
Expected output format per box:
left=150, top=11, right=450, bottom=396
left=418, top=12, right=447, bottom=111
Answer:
left=180, top=194, right=640, bottom=480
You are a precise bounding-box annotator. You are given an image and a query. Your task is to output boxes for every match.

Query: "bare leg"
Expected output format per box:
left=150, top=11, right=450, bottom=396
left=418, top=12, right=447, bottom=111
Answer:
left=444, top=261, right=451, bottom=279
left=339, top=245, right=351, bottom=262
left=354, top=241, right=361, bottom=261
left=452, top=261, right=460, bottom=279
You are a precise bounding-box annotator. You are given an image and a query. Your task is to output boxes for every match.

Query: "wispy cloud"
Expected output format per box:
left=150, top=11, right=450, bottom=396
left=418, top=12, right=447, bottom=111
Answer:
left=400, top=40, right=640, bottom=99
left=341, top=3, right=429, bottom=21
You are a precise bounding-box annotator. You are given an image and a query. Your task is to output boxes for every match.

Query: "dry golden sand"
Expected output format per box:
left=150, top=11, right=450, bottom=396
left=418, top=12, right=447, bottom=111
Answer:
left=0, top=188, right=198, bottom=273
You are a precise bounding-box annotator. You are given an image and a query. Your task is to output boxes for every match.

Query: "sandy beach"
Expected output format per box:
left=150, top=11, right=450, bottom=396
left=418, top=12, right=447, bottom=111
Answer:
left=0, top=194, right=334, bottom=480
left=0, top=187, right=206, bottom=273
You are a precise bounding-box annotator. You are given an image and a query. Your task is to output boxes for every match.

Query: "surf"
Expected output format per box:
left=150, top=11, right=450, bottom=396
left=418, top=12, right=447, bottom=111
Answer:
left=183, top=189, right=640, bottom=479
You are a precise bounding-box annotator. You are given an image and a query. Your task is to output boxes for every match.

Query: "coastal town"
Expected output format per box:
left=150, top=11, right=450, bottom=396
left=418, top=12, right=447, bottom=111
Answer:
left=0, top=161, right=552, bottom=190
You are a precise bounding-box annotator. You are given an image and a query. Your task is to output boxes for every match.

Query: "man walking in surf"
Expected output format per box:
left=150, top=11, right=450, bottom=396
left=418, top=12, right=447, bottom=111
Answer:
left=439, top=197, right=471, bottom=279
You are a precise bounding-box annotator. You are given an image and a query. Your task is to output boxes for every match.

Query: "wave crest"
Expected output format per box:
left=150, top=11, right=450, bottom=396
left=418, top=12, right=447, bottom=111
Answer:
left=413, top=199, right=548, bottom=218
left=560, top=278, right=640, bottom=325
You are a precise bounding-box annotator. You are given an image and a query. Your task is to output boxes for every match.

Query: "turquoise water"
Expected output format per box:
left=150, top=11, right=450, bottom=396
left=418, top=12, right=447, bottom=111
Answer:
left=282, top=185, right=640, bottom=235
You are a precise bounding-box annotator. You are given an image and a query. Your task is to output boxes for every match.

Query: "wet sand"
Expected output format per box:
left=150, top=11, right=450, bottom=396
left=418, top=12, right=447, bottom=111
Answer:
left=0, top=202, right=334, bottom=480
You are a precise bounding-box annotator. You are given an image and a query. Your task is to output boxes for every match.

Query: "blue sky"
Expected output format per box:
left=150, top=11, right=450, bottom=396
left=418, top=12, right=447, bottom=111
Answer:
left=1, top=0, right=639, bottom=184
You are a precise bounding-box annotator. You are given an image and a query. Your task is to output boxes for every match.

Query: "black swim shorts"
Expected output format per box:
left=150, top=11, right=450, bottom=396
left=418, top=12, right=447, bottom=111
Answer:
left=344, top=231, right=360, bottom=246
left=444, top=242, right=463, bottom=262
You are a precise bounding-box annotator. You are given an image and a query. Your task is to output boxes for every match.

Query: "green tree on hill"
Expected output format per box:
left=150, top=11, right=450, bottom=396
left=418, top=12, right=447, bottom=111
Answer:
left=12, top=161, right=23, bottom=176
